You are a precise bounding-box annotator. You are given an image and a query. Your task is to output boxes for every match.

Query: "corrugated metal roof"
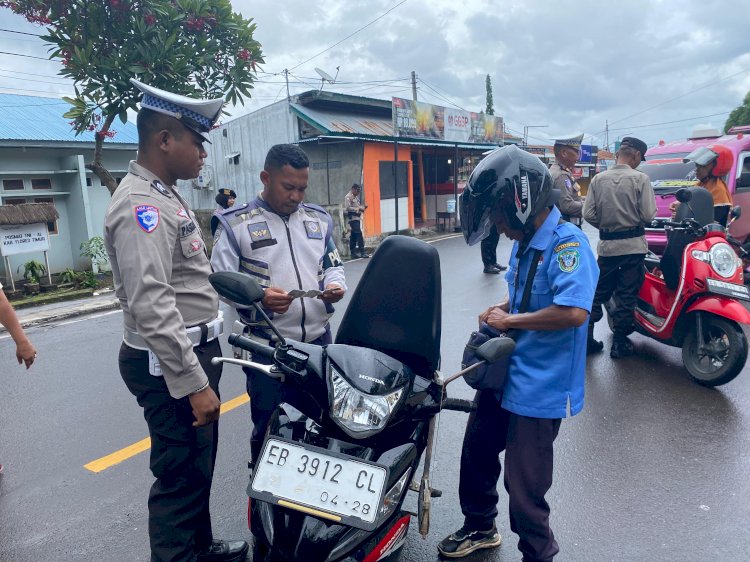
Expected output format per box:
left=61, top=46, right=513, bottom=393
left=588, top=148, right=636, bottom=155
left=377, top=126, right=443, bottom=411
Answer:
left=290, top=103, right=394, bottom=137
left=0, top=93, right=138, bottom=144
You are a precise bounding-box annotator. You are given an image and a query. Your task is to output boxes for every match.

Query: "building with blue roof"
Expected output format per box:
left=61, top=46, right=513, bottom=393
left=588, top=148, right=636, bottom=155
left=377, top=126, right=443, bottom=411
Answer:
left=0, top=93, right=137, bottom=282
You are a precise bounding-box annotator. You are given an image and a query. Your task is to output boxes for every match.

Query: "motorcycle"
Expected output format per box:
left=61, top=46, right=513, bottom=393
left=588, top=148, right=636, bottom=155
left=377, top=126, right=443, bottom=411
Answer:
left=208, top=235, right=514, bottom=561
left=606, top=186, right=750, bottom=386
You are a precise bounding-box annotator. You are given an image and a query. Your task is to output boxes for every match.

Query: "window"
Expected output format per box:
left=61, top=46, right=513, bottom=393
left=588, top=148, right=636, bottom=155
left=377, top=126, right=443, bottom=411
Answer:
left=4, top=197, right=27, bottom=205
left=33, top=197, right=58, bottom=235
left=31, top=178, right=52, bottom=190
left=2, top=179, right=24, bottom=191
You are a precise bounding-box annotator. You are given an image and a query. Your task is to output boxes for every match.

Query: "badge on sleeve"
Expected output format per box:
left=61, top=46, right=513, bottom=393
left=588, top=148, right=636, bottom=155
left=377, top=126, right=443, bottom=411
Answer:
left=176, top=207, right=189, bottom=219
left=135, top=205, right=160, bottom=233
left=248, top=222, right=272, bottom=242
left=304, top=220, right=323, bottom=239
left=565, top=178, right=572, bottom=189
left=557, top=249, right=580, bottom=273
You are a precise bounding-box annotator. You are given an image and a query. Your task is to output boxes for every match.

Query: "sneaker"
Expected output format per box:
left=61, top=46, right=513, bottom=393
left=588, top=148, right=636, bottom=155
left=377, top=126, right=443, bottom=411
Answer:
left=610, top=337, right=634, bottom=359
left=437, top=524, right=502, bottom=558
left=492, top=263, right=508, bottom=271
left=586, top=338, right=604, bottom=355
left=483, top=265, right=501, bottom=274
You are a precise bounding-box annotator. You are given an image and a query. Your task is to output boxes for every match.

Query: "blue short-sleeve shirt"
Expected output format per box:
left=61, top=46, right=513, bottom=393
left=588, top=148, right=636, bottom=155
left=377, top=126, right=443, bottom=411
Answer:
left=500, top=206, right=599, bottom=419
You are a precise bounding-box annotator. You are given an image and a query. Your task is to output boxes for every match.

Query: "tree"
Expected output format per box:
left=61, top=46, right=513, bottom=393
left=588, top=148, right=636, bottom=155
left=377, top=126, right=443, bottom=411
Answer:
left=485, top=74, right=494, bottom=116
left=1, top=0, right=263, bottom=194
left=725, top=91, right=750, bottom=133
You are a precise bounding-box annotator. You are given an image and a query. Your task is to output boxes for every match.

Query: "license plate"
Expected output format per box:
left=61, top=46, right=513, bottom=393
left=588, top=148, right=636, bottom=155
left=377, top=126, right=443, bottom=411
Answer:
left=250, top=438, right=388, bottom=529
left=706, top=278, right=750, bottom=301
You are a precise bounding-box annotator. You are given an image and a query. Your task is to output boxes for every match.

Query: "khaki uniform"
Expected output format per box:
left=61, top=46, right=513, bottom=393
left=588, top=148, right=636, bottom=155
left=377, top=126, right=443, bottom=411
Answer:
left=550, top=163, right=583, bottom=224
left=104, top=161, right=218, bottom=399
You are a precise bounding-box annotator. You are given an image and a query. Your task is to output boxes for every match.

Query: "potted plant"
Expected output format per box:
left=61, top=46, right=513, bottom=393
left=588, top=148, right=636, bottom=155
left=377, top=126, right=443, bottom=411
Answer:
left=80, top=236, right=110, bottom=274
left=58, top=268, right=78, bottom=289
left=18, top=259, right=46, bottom=295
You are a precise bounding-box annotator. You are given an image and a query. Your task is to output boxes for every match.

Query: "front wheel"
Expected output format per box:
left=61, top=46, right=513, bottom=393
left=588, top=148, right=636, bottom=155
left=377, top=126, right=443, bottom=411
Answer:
left=682, top=314, right=748, bottom=386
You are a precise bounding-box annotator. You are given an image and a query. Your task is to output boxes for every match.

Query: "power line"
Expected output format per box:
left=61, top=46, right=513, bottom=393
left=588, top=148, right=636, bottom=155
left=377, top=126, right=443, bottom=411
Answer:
left=286, top=0, right=409, bottom=72
left=0, top=27, right=43, bottom=37
left=0, top=50, right=52, bottom=61
left=606, top=111, right=732, bottom=133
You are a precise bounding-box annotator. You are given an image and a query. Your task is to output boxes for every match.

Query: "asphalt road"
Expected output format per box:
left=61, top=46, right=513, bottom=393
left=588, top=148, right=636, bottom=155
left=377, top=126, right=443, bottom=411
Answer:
left=1, top=233, right=749, bottom=561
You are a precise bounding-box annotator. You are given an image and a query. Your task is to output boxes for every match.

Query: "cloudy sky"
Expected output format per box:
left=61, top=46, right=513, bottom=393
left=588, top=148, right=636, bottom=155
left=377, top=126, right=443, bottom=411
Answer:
left=1, top=0, right=749, bottom=149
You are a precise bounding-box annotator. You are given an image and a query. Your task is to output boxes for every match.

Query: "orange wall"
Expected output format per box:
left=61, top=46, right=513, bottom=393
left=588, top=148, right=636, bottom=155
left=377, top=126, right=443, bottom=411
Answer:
left=362, top=142, right=414, bottom=235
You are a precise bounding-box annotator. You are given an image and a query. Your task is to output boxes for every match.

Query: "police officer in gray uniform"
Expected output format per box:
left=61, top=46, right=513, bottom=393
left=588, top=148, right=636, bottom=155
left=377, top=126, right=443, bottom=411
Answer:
left=104, top=79, right=248, bottom=562
left=211, top=144, right=347, bottom=461
left=550, top=134, right=584, bottom=226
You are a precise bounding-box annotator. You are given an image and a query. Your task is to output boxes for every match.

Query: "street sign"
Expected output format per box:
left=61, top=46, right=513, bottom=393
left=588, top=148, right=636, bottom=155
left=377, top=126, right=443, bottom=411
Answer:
left=0, top=222, right=50, bottom=257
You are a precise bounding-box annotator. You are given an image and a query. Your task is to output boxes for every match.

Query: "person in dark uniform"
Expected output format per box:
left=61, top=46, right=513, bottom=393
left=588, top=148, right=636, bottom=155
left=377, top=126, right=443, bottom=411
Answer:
left=214, top=188, right=236, bottom=212
left=584, top=136, right=656, bottom=358
left=550, top=134, right=584, bottom=226
left=439, top=145, right=598, bottom=560
left=480, top=224, right=508, bottom=274
left=103, top=79, right=248, bottom=562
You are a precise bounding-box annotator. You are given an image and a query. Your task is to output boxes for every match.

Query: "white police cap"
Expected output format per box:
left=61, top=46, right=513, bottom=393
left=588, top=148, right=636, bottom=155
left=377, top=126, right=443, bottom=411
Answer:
left=553, top=133, right=584, bottom=149
left=130, top=78, right=223, bottom=142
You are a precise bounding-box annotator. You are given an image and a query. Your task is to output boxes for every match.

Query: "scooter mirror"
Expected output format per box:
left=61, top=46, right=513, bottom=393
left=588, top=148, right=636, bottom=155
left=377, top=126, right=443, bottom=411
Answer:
left=731, top=206, right=742, bottom=220
left=476, top=337, right=516, bottom=363
left=675, top=188, right=692, bottom=203
left=209, top=271, right=266, bottom=306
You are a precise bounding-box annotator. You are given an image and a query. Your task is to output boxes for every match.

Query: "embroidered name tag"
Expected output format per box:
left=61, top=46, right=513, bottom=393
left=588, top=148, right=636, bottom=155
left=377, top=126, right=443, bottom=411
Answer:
left=180, top=221, right=197, bottom=239
left=554, top=241, right=580, bottom=253
left=304, top=220, right=323, bottom=239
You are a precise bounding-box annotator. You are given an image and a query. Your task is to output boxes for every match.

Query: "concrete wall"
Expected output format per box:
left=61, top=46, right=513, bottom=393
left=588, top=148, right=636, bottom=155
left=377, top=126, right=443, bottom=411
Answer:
left=303, top=141, right=365, bottom=207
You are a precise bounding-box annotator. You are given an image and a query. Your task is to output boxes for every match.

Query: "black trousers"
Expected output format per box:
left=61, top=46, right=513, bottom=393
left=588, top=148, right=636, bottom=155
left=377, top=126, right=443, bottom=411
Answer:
left=244, top=331, right=331, bottom=461
left=120, top=339, right=222, bottom=562
left=589, top=254, right=645, bottom=338
left=459, top=391, right=561, bottom=562
left=481, top=224, right=500, bottom=266
left=348, top=219, right=365, bottom=255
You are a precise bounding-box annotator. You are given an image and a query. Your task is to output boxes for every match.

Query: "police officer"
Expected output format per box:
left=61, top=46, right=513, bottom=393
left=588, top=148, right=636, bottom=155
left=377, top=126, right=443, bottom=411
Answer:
left=214, top=188, right=236, bottom=212
left=583, top=136, right=656, bottom=358
left=343, top=183, right=367, bottom=258
left=104, top=79, right=248, bottom=562
left=211, top=144, right=347, bottom=461
left=440, top=145, right=598, bottom=560
left=550, top=133, right=584, bottom=226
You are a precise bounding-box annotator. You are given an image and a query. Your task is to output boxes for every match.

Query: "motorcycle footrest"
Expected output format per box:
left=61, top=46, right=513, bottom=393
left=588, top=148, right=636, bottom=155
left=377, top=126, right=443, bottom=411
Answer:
left=408, top=481, right=443, bottom=497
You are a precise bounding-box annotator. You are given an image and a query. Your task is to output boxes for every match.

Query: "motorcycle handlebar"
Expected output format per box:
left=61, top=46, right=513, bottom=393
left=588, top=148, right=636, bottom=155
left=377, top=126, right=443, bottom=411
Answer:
left=228, top=333, right=275, bottom=359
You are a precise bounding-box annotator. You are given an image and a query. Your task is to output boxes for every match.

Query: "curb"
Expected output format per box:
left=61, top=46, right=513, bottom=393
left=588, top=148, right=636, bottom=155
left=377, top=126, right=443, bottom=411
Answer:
left=1, top=299, right=121, bottom=334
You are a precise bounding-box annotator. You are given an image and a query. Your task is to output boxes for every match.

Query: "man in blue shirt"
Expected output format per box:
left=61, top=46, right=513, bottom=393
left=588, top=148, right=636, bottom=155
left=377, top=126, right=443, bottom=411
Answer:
left=440, top=145, right=598, bottom=561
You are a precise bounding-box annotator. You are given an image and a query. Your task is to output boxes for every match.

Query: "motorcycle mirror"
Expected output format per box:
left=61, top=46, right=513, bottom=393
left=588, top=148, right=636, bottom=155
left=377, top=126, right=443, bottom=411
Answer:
left=731, top=206, right=742, bottom=220
left=476, top=337, right=516, bottom=363
left=209, top=271, right=265, bottom=306
left=675, top=188, right=692, bottom=203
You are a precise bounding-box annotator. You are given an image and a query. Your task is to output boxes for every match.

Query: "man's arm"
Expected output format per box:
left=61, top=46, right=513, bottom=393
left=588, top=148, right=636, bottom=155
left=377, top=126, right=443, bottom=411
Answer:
left=639, top=175, right=657, bottom=223
left=583, top=178, right=599, bottom=227
left=485, top=304, right=588, bottom=331
left=557, top=175, right=583, bottom=217
left=0, top=290, right=36, bottom=368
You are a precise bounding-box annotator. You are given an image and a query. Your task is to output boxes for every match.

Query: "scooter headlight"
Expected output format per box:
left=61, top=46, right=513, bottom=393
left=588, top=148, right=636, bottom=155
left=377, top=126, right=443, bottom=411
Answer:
left=329, top=365, right=403, bottom=437
left=709, top=243, right=740, bottom=279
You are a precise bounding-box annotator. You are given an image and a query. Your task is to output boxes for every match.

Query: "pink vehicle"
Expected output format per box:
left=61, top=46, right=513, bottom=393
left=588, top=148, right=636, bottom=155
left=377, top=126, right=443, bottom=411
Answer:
left=642, top=126, right=750, bottom=255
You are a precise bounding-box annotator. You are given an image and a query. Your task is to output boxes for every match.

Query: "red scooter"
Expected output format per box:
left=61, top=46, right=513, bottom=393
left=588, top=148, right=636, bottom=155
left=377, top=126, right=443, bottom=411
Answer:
left=607, top=187, right=750, bottom=386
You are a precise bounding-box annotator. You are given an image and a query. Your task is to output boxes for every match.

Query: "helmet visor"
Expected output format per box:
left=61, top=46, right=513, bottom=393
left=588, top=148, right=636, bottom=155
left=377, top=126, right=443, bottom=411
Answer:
left=683, top=146, right=717, bottom=167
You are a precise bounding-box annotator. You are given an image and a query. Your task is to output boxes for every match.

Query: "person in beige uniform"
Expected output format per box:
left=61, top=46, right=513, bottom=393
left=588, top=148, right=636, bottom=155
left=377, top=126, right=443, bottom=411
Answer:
left=583, top=137, right=656, bottom=358
left=104, top=79, right=247, bottom=562
left=550, top=134, right=584, bottom=226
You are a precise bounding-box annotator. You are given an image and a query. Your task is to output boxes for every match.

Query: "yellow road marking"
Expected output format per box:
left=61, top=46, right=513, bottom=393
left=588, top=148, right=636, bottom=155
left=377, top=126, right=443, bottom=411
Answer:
left=84, top=393, right=250, bottom=473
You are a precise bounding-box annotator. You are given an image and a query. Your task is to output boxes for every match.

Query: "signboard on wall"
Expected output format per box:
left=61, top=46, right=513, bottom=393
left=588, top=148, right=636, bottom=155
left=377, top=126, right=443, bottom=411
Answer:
left=579, top=144, right=598, bottom=164
left=392, top=97, right=505, bottom=144
left=0, top=223, right=50, bottom=256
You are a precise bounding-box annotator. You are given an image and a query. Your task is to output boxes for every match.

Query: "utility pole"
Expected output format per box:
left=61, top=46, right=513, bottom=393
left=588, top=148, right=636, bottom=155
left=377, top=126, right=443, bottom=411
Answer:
left=284, top=69, right=290, bottom=101
left=411, top=70, right=418, bottom=102
left=410, top=70, right=427, bottom=222
left=605, top=119, right=609, bottom=152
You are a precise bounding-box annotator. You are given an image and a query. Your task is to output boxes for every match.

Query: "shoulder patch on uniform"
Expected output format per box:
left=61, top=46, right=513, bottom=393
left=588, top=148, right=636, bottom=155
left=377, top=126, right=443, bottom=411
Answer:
left=554, top=241, right=580, bottom=253
left=177, top=207, right=189, bottom=219
left=565, top=178, right=572, bottom=189
left=304, top=220, right=323, bottom=239
left=557, top=249, right=580, bottom=273
left=248, top=222, right=272, bottom=242
left=135, top=205, right=160, bottom=233
left=150, top=180, right=172, bottom=198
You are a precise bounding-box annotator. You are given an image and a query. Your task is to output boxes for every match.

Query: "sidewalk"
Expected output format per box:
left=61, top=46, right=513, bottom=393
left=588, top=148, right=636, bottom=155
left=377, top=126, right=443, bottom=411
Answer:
left=2, top=229, right=461, bottom=334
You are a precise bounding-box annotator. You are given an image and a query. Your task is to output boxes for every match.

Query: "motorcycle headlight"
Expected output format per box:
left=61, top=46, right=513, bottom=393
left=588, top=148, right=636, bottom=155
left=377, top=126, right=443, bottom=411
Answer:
left=709, top=243, right=740, bottom=279
left=329, top=365, right=403, bottom=437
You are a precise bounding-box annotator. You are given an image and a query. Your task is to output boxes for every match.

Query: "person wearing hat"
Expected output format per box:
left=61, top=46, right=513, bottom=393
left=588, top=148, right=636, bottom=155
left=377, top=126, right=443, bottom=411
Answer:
left=215, top=188, right=237, bottom=212
left=683, top=144, right=734, bottom=226
left=583, top=136, right=656, bottom=358
left=550, top=134, right=584, bottom=227
left=104, top=79, right=248, bottom=562
left=343, top=183, right=367, bottom=258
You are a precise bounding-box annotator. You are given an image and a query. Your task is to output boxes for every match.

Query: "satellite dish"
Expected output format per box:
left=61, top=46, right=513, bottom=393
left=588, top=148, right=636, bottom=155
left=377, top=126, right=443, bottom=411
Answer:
left=314, top=67, right=335, bottom=83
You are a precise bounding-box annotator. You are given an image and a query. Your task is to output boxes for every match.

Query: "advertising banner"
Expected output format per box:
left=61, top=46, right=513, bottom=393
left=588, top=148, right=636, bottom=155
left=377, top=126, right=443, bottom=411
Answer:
left=392, top=97, right=504, bottom=145
left=0, top=223, right=50, bottom=257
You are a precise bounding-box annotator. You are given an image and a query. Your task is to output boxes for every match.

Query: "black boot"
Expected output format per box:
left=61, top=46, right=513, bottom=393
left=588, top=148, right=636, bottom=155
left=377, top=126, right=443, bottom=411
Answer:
left=610, top=336, right=634, bottom=359
left=587, top=325, right=603, bottom=355
left=197, top=540, right=249, bottom=562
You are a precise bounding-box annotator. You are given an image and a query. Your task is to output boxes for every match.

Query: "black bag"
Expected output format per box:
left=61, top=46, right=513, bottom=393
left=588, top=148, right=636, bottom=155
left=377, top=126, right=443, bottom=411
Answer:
left=461, top=249, right=543, bottom=391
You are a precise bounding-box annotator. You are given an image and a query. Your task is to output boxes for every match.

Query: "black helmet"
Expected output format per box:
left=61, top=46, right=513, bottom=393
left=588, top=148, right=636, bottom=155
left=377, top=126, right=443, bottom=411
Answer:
left=460, top=145, right=556, bottom=245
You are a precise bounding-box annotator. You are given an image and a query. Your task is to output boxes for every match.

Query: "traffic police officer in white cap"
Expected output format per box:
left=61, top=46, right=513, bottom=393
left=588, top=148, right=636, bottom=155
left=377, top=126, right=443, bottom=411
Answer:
left=550, top=133, right=584, bottom=226
left=104, top=79, right=248, bottom=562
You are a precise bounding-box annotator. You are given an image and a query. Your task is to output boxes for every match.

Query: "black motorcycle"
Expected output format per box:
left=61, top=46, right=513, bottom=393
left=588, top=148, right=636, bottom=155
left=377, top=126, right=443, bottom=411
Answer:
left=209, top=235, right=512, bottom=562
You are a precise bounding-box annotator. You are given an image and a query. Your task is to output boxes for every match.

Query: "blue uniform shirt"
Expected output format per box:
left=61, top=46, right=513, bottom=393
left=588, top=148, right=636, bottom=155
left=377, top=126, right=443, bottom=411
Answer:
left=500, top=206, right=599, bottom=419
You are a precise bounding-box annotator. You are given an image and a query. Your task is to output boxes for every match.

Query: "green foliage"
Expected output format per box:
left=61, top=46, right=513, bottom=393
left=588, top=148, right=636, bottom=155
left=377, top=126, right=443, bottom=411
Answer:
left=18, top=259, right=46, bottom=283
left=725, top=91, right=750, bottom=133
left=1, top=0, right=264, bottom=136
left=58, top=268, right=78, bottom=284
left=80, top=236, right=108, bottom=267
left=78, top=270, right=99, bottom=289
left=485, top=74, right=494, bottom=116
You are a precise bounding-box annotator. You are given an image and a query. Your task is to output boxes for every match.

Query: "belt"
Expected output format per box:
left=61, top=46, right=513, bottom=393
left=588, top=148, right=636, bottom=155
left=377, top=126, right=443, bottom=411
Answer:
left=561, top=215, right=582, bottom=225
left=123, top=311, right=224, bottom=351
left=599, top=226, right=646, bottom=240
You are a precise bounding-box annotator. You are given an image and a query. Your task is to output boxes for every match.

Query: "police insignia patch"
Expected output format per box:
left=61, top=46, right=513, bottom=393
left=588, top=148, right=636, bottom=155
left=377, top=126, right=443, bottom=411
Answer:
left=554, top=241, right=580, bottom=253
left=558, top=249, right=580, bottom=273
left=565, top=179, right=572, bottom=189
left=304, top=221, right=323, bottom=239
left=248, top=222, right=272, bottom=242
left=135, top=205, right=160, bottom=233
left=190, top=239, right=202, bottom=252
left=151, top=180, right=172, bottom=197
left=176, top=207, right=189, bottom=219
